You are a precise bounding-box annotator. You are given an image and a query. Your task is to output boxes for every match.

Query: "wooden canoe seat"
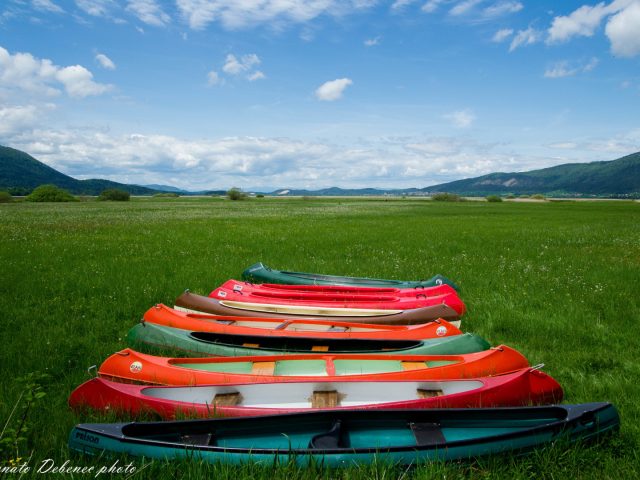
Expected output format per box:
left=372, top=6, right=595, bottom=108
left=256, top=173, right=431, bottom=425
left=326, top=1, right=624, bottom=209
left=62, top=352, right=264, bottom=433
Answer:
left=417, top=388, right=444, bottom=398
left=311, top=390, right=340, bottom=408
left=242, top=343, right=260, bottom=348
left=401, top=361, right=427, bottom=371
left=311, top=345, right=329, bottom=352
left=251, top=361, right=276, bottom=375
left=213, top=392, right=242, bottom=406
left=327, top=326, right=348, bottom=332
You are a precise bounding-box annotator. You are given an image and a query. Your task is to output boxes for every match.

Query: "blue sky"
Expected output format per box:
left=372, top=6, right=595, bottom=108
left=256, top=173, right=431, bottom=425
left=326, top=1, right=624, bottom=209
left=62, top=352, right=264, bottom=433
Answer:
left=1, top=0, right=639, bottom=190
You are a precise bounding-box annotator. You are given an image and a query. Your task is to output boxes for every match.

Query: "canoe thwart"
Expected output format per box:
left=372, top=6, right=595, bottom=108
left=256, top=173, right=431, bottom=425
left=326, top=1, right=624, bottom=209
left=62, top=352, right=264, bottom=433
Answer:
left=251, top=361, right=276, bottom=376
left=401, top=361, right=427, bottom=371
left=311, top=346, right=329, bottom=352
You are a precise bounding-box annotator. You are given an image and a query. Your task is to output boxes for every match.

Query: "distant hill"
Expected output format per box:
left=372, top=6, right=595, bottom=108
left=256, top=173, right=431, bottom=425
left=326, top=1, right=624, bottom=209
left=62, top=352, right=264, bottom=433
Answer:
left=0, top=146, right=158, bottom=195
left=421, top=152, right=640, bottom=197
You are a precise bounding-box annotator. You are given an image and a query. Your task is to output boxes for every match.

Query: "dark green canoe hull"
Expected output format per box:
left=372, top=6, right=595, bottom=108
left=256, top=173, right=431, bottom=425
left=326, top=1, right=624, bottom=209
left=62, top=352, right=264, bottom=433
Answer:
left=69, top=403, right=619, bottom=466
left=126, top=322, right=490, bottom=357
left=242, top=263, right=460, bottom=291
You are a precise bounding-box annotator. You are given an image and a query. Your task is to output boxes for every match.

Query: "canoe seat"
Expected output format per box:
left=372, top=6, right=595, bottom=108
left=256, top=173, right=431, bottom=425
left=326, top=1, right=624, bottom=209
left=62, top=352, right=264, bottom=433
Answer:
left=213, top=392, right=242, bottom=406
left=311, top=346, right=329, bottom=352
left=251, top=361, right=275, bottom=376
left=311, top=390, right=340, bottom=408
left=409, top=422, right=446, bottom=447
left=401, top=361, right=427, bottom=371
left=215, top=320, right=236, bottom=325
left=180, top=433, right=214, bottom=446
left=417, top=389, right=443, bottom=398
left=274, top=322, right=290, bottom=330
left=327, top=326, right=348, bottom=332
left=242, top=343, right=260, bottom=348
left=308, top=420, right=343, bottom=449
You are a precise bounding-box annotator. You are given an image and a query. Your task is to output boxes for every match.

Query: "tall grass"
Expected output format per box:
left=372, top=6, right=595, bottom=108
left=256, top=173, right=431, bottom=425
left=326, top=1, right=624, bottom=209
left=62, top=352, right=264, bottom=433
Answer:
left=0, top=197, right=638, bottom=478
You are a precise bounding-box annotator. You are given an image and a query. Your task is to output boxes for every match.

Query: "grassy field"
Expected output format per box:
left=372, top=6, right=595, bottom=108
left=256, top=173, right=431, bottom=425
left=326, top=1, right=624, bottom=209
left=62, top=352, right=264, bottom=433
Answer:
left=1, top=197, right=638, bottom=479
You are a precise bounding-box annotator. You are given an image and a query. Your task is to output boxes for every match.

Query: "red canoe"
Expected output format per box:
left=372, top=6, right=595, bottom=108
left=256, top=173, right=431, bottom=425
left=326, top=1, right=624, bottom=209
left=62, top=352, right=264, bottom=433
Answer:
left=207, top=280, right=465, bottom=314
left=210, top=280, right=457, bottom=299
left=97, top=346, right=529, bottom=386
left=69, top=368, right=563, bottom=419
left=144, top=304, right=462, bottom=341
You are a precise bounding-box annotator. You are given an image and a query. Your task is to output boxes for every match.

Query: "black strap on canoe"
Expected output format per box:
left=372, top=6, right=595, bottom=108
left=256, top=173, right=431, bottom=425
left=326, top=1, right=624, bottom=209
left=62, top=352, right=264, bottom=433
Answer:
left=409, top=422, right=446, bottom=447
left=308, top=420, right=343, bottom=449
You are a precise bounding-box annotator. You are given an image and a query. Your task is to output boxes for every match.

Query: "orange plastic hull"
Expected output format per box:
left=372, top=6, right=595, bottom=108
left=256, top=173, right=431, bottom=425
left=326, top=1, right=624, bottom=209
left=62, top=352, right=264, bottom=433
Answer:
left=98, top=346, right=529, bottom=386
left=143, top=304, right=462, bottom=340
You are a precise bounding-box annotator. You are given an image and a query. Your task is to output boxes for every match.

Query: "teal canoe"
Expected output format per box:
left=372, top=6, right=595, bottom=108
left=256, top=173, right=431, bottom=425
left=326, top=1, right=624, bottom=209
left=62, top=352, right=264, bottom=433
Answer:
left=127, top=322, right=490, bottom=357
left=242, top=263, right=460, bottom=291
left=69, top=403, right=619, bottom=466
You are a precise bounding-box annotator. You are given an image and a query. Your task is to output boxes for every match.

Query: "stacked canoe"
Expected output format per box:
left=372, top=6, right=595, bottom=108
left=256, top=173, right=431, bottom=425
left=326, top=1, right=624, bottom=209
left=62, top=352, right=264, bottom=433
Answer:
left=69, top=262, right=619, bottom=466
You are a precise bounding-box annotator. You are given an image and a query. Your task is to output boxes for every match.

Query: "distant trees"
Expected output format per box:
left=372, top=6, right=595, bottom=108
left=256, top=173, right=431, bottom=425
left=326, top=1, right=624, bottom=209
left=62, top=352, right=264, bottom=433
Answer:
left=26, top=184, right=76, bottom=202
left=0, top=191, right=12, bottom=203
left=98, top=189, right=130, bottom=201
left=227, top=187, right=247, bottom=201
left=486, top=195, right=503, bottom=202
left=431, top=193, right=464, bottom=202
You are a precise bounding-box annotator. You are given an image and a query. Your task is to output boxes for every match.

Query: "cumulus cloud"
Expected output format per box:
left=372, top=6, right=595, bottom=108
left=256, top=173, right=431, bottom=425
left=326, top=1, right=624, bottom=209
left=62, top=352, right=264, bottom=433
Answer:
left=32, top=0, right=64, bottom=13
left=444, top=109, right=476, bottom=128
left=364, top=36, right=381, bottom=46
left=492, top=28, right=513, bottom=42
left=95, top=53, right=116, bottom=70
left=421, top=0, right=444, bottom=13
left=223, top=53, right=260, bottom=75
left=450, top=0, right=483, bottom=16
left=247, top=70, right=265, bottom=81
left=175, top=0, right=375, bottom=30
left=509, top=27, right=541, bottom=51
left=391, top=0, right=418, bottom=10
left=75, top=0, right=114, bottom=17
left=126, top=0, right=171, bottom=26
left=544, top=57, right=599, bottom=78
left=315, top=78, right=353, bottom=101
left=0, top=105, right=41, bottom=136
left=483, top=1, right=523, bottom=17
left=206, top=70, right=221, bottom=86
left=605, top=2, right=640, bottom=57
left=0, top=46, right=112, bottom=98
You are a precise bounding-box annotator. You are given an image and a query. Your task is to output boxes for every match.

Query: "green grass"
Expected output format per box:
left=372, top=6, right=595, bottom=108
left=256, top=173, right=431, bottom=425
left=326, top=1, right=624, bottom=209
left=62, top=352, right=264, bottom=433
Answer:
left=1, top=197, right=639, bottom=478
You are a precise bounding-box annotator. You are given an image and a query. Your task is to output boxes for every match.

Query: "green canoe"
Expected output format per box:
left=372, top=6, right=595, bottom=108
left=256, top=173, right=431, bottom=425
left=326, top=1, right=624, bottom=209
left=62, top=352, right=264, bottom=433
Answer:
left=69, top=403, right=619, bottom=466
left=127, top=322, right=489, bottom=357
left=242, top=262, right=460, bottom=290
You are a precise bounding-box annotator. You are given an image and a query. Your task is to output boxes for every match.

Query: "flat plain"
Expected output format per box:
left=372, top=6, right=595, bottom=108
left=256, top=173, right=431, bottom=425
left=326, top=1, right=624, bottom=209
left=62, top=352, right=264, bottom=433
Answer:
left=1, top=197, right=638, bottom=479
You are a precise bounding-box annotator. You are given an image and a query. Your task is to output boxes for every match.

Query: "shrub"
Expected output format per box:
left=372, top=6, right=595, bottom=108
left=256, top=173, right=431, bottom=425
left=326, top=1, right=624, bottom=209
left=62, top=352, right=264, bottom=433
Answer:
left=26, top=184, right=76, bottom=202
left=486, top=195, right=503, bottom=202
left=256, top=194, right=265, bottom=198
left=227, top=188, right=247, bottom=201
left=531, top=193, right=547, bottom=200
left=98, top=189, right=130, bottom=201
left=506, top=194, right=515, bottom=199
left=153, top=192, right=180, bottom=198
left=431, top=193, right=463, bottom=202
left=0, top=191, right=12, bottom=203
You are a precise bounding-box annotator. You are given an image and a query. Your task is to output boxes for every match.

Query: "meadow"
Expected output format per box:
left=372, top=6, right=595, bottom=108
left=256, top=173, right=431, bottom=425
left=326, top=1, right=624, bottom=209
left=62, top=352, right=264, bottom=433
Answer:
left=0, top=197, right=638, bottom=479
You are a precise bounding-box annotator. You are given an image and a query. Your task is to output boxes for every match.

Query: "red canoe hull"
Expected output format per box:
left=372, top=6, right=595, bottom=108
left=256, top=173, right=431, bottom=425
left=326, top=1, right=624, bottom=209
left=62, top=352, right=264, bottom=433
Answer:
left=97, top=346, right=529, bottom=386
left=143, top=304, right=462, bottom=340
left=69, top=368, right=563, bottom=419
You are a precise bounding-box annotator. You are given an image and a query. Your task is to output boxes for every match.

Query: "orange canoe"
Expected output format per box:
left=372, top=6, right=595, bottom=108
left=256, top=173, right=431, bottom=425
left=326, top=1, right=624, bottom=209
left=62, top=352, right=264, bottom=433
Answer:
left=98, top=346, right=528, bottom=386
left=143, top=304, right=462, bottom=341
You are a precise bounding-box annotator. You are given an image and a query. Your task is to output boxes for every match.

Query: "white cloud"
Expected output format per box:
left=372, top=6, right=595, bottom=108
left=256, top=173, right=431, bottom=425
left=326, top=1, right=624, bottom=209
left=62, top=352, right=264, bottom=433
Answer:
left=247, top=70, right=265, bottom=81
left=315, top=78, right=353, bottom=101
left=548, top=142, right=579, bottom=149
left=222, top=53, right=260, bottom=75
left=95, top=53, right=116, bottom=70
left=207, top=70, right=221, bottom=86
left=450, top=0, right=483, bottom=16
left=0, top=46, right=112, bottom=98
left=544, top=57, right=599, bottom=78
left=75, top=0, right=114, bottom=17
left=32, top=0, right=64, bottom=13
left=0, top=105, right=41, bottom=136
left=421, top=0, right=444, bottom=13
left=492, top=28, right=513, bottom=42
left=175, top=0, right=375, bottom=30
left=605, top=2, right=640, bottom=57
left=444, top=109, right=476, bottom=128
left=126, top=0, right=171, bottom=26
left=483, top=1, right=523, bottom=17
left=509, top=27, right=541, bottom=51
left=391, top=0, right=418, bottom=10
left=364, top=36, right=381, bottom=46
